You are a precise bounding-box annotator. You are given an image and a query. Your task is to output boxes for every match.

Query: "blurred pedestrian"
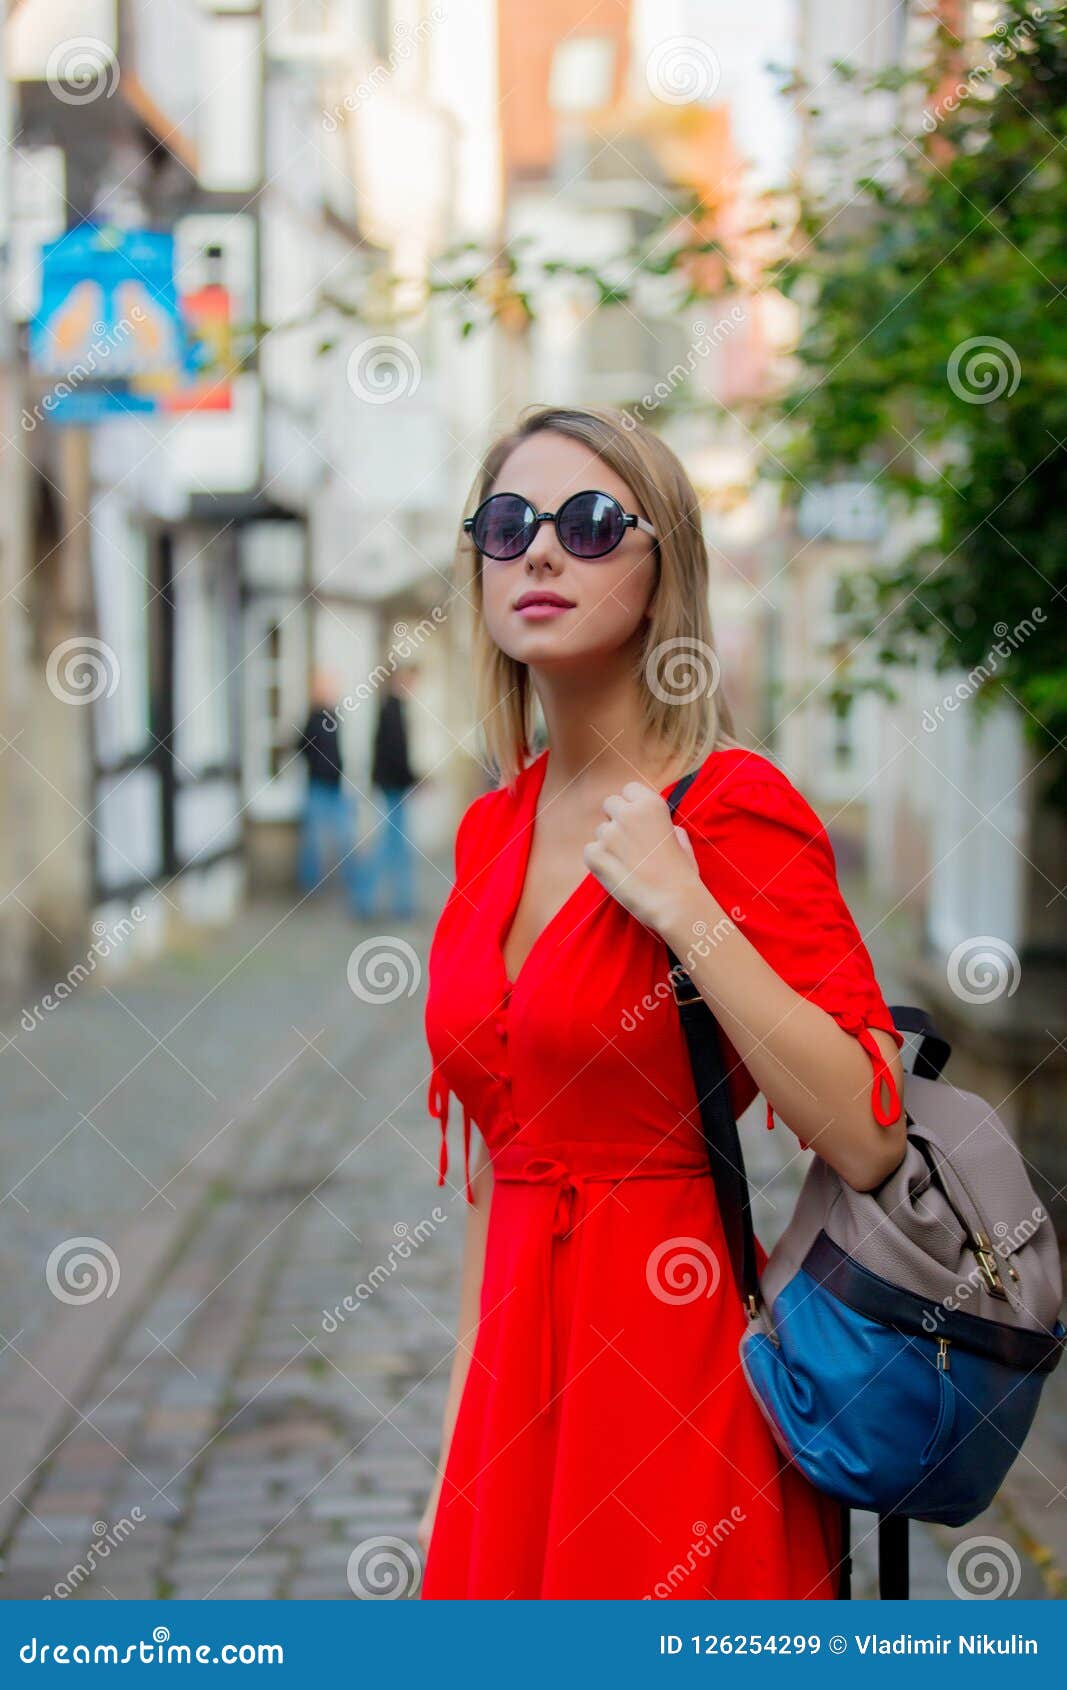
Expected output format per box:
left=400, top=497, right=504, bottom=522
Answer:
left=296, top=672, right=359, bottom=898
left=362, top=667, right=421, bottom=921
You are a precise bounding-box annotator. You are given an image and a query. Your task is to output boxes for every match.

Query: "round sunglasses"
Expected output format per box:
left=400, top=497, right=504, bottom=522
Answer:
left=463, top=489, right=657, bottom=561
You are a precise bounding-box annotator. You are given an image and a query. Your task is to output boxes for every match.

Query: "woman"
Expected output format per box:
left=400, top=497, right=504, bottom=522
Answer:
left=418, top=405, right=907, bottom=1600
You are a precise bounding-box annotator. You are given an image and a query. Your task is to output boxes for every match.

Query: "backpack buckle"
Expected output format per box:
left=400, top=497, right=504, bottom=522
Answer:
left=972, top=1230, right=1009, bottom=1300
left=668, top=965, right=702, bottom=1006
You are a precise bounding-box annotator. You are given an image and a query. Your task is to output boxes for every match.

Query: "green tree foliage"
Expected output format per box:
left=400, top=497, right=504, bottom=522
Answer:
left=774, top=2, right=1067, bottom=805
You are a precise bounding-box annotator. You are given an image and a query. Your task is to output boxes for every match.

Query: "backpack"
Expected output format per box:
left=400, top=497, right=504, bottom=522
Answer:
left=665, top=772, right=1065, bottom=1600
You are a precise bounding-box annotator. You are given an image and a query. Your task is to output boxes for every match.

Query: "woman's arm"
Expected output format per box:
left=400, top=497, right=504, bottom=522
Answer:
left=657, top=879, right=906, bottom=1191
left=417, top=1131, right=494, bottom=1553
left=585, top=775, right=907, bottom=1195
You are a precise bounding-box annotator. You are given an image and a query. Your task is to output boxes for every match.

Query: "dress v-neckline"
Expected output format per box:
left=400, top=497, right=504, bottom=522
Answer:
left=497, top=748, right=704, bottom=994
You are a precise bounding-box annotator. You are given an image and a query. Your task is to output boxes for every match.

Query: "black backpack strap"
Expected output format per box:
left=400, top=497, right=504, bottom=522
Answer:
left=668, top=769, right=914, bottom=1596
left=878, top=1514, right=910, bottom=1599
left=665, top=763, right=703, bottom=813
left=888, top=1004, right=951, bottom=1081
left=668, top=769, right=912, bottom=1600
left=837, top=1504, right=852, bottom=1598
left=666, top=766, right=759, bottom=1307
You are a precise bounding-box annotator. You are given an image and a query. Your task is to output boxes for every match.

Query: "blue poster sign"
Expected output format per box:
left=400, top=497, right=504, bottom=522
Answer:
left=29, top=224, right=189, bottom=422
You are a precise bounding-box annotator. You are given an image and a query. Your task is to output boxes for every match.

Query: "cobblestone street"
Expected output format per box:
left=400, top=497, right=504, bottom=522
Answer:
left=0, top=876, right=1063, bottom=1602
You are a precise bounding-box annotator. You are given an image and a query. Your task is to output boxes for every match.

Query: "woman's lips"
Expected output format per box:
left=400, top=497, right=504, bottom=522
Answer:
left=513, top=600, right=575, bottom=620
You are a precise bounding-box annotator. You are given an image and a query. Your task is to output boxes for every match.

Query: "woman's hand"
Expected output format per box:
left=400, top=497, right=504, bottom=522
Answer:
left=583, top=782, right=703, bottom=933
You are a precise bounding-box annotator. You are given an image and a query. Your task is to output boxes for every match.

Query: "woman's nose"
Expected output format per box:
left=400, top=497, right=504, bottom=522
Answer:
left=523, top=518, right=562, bottom=569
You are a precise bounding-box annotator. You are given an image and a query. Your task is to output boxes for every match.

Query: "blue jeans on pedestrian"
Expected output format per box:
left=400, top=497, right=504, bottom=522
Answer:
left=298, top=779, right=357, bottom=896
left=358, top=787, right=416, bottom=921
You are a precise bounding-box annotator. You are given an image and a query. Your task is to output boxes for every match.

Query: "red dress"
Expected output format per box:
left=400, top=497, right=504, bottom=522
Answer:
left=421, top=746, right=903, bottom=1600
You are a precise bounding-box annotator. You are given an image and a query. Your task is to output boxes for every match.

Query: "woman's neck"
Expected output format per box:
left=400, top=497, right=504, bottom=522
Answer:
left=532, top=660, right=677, bottom=794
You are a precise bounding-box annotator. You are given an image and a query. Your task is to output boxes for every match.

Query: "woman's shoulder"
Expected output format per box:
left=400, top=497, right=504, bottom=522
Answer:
left=453, top=784, right=501, bottom=857
left=452, top=750, right=542, bottom=864
left=686, top=746, right=828, bottom=843
left=459, top=749, right=541, bottom=822
left=689, top=744, right=801, bottom=802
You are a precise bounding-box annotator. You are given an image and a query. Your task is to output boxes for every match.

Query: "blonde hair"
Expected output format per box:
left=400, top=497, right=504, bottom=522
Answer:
left=456, top=403, right=737, bottom=790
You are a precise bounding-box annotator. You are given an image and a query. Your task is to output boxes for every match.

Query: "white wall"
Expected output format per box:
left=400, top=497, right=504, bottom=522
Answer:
left=631, top=0, right=794, bottom=185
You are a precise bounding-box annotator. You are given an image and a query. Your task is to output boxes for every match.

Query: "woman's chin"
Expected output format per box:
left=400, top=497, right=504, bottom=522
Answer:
left=492, top=621, right=636, bottom=670
left=504, top=638, right=604, bottom=671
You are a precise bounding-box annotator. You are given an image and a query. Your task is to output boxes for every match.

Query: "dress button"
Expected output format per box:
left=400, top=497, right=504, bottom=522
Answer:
left=494, top=1017, right=508, bottom=1039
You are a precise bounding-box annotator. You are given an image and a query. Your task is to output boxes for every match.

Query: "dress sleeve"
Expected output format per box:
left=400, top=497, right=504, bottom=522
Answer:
left=684, top=764, right=904, bottom=1134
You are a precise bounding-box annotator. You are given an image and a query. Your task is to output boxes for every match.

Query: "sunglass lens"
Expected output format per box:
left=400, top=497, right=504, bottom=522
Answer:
left=474, top=495, right=533, bottom=559
left=558, top=492, right=625, bottom=557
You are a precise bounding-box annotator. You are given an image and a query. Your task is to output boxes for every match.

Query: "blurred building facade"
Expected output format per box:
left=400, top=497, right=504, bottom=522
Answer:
left=5, top=0, right=256, bottom=987
left=494, top=0, right=788, bottom=744
left=0, top=0, right=504, bottom=994
left=0, top=0, right=796, bottom=1000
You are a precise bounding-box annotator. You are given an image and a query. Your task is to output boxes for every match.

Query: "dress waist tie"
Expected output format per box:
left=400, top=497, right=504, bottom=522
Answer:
left=493, top=1152, right=711, bottom=1415
left=427, top=1063, right=474, bottom=1204
left=497, top=1156, right=585, bottom=1413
